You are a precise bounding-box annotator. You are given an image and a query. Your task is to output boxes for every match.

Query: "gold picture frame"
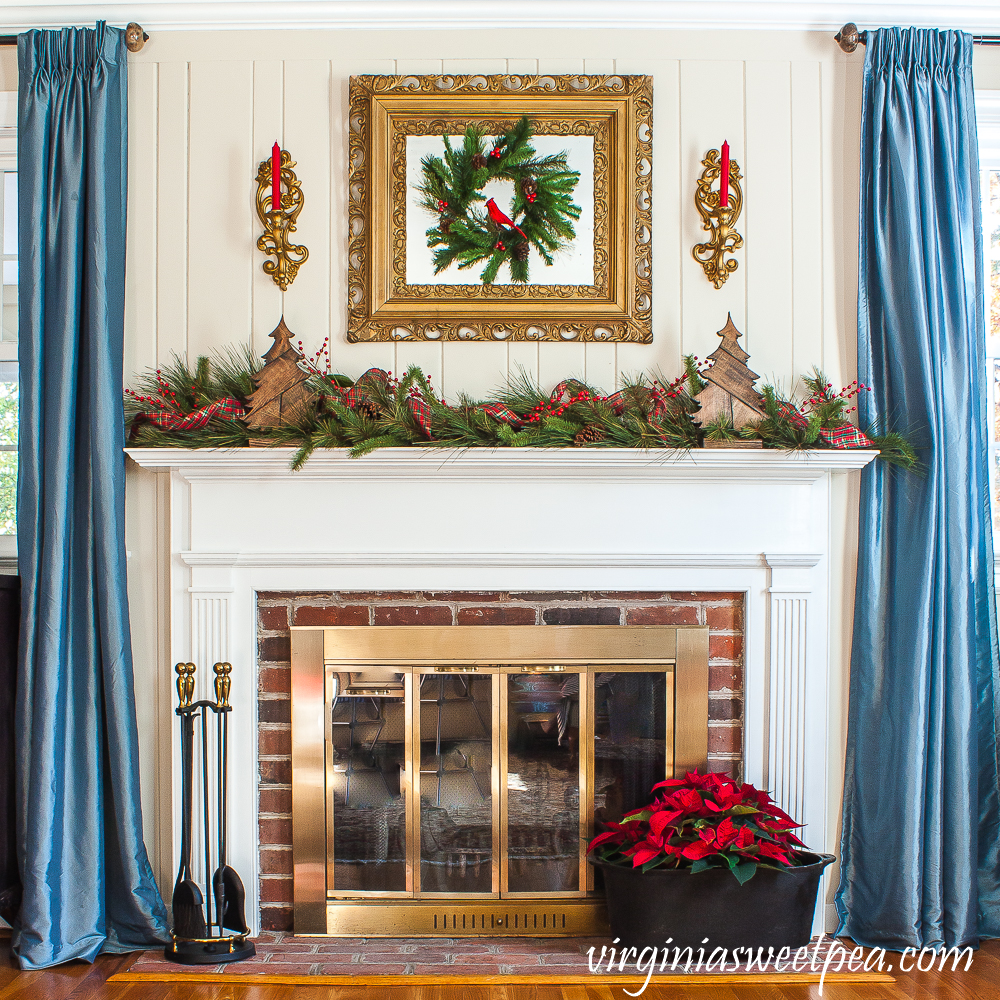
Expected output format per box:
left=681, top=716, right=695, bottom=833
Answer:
left=346, top=74, right=653, bottom=344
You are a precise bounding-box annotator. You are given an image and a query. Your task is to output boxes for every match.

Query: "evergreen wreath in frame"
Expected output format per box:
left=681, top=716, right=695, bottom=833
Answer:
left=416, top=115, right=582, bottom=284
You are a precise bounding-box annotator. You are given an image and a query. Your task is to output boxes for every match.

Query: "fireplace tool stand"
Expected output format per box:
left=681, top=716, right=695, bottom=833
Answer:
left=165, top=662, right=255, bottom=964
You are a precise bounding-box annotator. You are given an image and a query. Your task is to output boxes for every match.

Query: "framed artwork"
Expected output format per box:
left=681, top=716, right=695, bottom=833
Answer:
left=346, top=74, right=653, bottom=343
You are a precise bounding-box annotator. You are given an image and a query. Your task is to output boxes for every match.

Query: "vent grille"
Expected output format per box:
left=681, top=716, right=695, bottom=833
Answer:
left=432, top=911, right=568, bottom=932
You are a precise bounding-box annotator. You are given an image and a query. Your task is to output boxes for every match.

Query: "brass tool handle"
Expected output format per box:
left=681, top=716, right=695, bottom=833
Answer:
left=214, top=662, right=232, bottom=708
left=175, top=662, right=196, bottom=707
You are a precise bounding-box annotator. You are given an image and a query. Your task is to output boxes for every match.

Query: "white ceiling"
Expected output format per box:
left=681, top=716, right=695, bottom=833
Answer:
left=0, top=1, right=998, bottom=34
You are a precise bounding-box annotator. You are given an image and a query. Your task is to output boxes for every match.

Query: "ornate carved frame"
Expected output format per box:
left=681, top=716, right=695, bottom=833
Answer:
left=347, top=74, right=653, bottom=344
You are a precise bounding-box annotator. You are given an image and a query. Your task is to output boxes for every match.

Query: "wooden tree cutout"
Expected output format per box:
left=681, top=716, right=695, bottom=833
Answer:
left=245, top=317, right=316, bottom=430
left=694, top=314, right=766, bottom=431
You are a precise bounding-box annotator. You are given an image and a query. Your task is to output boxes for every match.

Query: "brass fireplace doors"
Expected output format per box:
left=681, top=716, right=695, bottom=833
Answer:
left=290, top=625, right=708, bottom=936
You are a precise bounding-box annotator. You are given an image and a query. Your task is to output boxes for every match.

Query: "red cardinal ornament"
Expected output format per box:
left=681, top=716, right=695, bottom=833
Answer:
left=485, top=198, right=526, bottom=239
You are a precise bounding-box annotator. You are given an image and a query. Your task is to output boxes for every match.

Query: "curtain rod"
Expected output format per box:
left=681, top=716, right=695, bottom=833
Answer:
left=836, top=22, right=1000, bottom=52
left=0, top=23, right=147, bottom=51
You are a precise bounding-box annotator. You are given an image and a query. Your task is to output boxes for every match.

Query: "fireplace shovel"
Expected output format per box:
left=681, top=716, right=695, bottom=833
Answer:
left=212, top=664, right=249, bottom=934
left=173, top=696, right=207, bottom=939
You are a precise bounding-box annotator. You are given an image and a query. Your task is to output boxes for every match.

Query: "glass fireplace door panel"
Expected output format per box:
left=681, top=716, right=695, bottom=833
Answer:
left=416, top=670, right=494, bottom=895
left=504, top=671, right=582, bottom=894
left=592, top=668, right=673, bottom=827
left=328, top=669, right=408, bottom=893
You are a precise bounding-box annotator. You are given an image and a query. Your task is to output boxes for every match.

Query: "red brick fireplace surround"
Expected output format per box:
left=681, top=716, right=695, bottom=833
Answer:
left=255, top=589, right=745, bottom=931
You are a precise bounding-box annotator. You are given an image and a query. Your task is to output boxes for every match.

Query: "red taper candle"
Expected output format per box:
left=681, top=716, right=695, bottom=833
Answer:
left=720, top=140, right=730, bottom=209
left=271, top=141, right=280, bottom=211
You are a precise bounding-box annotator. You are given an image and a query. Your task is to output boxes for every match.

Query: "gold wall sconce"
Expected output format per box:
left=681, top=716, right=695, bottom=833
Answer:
left=692, top=147, right=743, bottom=289
left=256, top=145, right=309, bottom=290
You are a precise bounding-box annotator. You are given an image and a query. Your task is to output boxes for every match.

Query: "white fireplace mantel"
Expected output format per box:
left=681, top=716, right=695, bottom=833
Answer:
left=126, top=445, right=876, bottom=935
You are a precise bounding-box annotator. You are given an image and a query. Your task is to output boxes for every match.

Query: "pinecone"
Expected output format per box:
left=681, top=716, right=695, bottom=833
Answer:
left=355, top=397, right=380, bottom=421
left=520, top=177, right=538, bottom=197
left=573, top=424, right=606, bottom=447
left=511, top=240, right=529, bottom=262
left=471, top=153, right=487, bottom=170
left=439, top=216, right=453, bottom=234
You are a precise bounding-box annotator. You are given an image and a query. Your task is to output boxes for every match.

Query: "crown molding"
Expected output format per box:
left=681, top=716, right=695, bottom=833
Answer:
left=1, top=2, right=1000, bottom=34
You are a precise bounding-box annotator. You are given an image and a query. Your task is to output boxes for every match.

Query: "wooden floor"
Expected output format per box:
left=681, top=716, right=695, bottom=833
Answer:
left=1, top=935, right=996, bottom=999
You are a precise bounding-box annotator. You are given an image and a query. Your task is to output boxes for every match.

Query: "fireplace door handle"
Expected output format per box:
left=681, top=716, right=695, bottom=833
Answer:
left=520, top=665, right=567, bottom=673
left=434, top=665, right=480, bottom=673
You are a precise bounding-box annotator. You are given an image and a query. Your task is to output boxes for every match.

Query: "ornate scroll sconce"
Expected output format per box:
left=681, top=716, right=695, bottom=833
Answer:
left=255, top=148, right=309, bottom=290
left=692, top=148, right=743, bottom=289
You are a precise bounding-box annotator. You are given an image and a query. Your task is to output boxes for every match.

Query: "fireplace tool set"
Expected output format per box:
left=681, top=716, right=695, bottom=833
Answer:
left=166, top=661, right=255, bottom=964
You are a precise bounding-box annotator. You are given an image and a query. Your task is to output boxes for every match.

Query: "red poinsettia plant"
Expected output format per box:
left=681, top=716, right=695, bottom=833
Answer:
left=587, top=770, right=806, bottom=884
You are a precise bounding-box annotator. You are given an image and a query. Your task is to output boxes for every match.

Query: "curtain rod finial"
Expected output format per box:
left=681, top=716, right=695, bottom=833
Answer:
left=124, top=22, right=147, bottom=53
left=835, top=22, right=863, bottom=53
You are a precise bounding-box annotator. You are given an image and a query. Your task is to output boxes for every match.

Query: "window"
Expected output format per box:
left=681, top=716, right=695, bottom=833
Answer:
left=979, top=94, right=1000, bottom=538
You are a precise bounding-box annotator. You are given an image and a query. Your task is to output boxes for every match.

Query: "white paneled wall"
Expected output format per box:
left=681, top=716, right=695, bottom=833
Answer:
left=124, top=29, right=864, bottom=398
left=121, top=27, right=870, bottom=902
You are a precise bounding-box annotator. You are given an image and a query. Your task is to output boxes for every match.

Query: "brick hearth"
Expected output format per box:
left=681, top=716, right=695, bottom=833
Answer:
left=255, top=590, right=745, bottom=931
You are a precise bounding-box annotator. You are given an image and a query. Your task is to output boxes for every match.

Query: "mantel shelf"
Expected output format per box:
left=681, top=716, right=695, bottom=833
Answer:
left=125, top=446, right=877, bottom=483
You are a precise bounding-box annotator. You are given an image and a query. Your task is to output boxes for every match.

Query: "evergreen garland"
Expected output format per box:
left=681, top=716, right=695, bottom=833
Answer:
left=417, top=116, right=581, bottom=284
left=124, top=350, right=918, bottom=472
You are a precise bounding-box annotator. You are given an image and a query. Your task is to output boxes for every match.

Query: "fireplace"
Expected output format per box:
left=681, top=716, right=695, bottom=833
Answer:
left=125, top=445, right=877, bottom=938
left=290, top=624, right=708, bottom=935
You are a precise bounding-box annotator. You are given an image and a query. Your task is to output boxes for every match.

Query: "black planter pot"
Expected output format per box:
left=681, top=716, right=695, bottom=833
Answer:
left=591, top=852, right=835, bottom=952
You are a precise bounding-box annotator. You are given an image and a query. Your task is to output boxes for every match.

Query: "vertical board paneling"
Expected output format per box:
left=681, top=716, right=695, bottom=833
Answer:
left=585, top=344, right=617, bottom=393
left=156, top=62, right=189, bottom=365
left=282, top=60, right=333, bottom=358
left=442, top=341, right=509, bottom=401
left=125, top=61, right=158, bottom=380
left=394, top=339, right=443, bottom=388
left=507, top=341, right=539, bottom=388
left=333, top=58, right=395, bottom=376
left=617, top=56, right=681, bottom=386
left=745, top=61, right=794, bottom=391
left=679, top=60, right=745, bottom=364
left=824, top=59, right=863, bottom=391
left=187, top=61, right=255, bottom=359
left=251, top=60, right=284, bottom=358
left=506, top=58, right=539, bottom=75
left=539, top=340, right=585, bottom=391
left=790, top=61, right=824, bottom=386
left=134, top=43, right=849, bottom=402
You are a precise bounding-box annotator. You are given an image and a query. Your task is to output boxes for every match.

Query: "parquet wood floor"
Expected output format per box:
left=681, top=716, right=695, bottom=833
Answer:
left=1, top=934, right=997, bottom=999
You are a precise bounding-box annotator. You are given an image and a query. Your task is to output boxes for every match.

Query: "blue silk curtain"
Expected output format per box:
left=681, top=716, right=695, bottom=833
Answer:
left=14, top=24, right=168, bottom=968
left=836, top=28, right=1000, bottom=950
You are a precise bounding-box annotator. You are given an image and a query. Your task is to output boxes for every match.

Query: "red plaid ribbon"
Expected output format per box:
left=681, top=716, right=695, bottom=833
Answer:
left=604, top=390, right=628, bottom=415
left=549, top=379, right=588, bottom=405
left=340, top=368, right=389, bottom=408
left=820, top=424, right=874, bottom=449
left=480, top=403, right=523, bottom=428
left=647, top=385, right=669, bottom=420
left=778, top=401, right=808, bottom=430
left=142, top=397, right=246, bottom=431
left=407, top=396, right=433, bottom=437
